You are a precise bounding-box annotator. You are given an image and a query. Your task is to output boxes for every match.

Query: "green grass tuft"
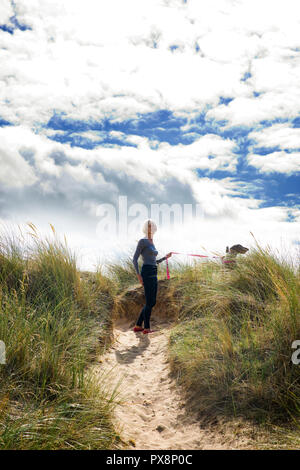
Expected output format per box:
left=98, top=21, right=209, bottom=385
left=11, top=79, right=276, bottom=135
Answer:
left=0, top=224, right=121, bottom=449
left=168, top=246, right=300, bottom=427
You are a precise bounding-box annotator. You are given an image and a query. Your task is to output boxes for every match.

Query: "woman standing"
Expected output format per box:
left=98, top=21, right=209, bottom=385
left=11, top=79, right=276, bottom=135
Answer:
left=132, top=219, right=172, bottom=334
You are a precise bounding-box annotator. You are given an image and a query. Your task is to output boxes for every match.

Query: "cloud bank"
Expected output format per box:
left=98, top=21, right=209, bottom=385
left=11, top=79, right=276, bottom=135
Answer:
left=0, top=0, right=299, bottom=269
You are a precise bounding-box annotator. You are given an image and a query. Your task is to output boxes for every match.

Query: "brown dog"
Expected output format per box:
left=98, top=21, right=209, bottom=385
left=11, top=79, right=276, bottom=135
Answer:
left=222, top=244, right=249, bottom=267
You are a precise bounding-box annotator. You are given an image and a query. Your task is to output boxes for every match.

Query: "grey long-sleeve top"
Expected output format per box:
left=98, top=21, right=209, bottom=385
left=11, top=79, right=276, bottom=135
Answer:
left=132, top=237, right=167, bottom=275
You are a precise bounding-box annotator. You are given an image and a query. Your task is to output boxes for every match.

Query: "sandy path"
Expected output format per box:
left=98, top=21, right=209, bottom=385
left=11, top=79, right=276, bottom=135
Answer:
left=95, top=318, right=240, bottom=450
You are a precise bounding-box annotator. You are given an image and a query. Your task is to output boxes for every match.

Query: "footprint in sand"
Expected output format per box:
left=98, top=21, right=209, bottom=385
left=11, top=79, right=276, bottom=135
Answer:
left=95, top=320, right=241, bottom=450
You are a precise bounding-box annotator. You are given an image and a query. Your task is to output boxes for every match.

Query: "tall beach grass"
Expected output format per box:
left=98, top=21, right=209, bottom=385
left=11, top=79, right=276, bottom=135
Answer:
left=0, top=223, right=121, bottom=449
left=167, top=244, right=300, bottom=429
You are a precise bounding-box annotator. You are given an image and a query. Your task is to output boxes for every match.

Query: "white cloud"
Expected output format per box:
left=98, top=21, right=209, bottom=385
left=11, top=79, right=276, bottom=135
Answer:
left=0, top=123, right=238, bottom=203
left=207, top=86, right=300, bottom=128
left=0, top=0, right=14, bottom=25
left=0, top=126, right=38, bottom=187
left=0, top=146, right=37, bottom=188
left=249, top=123, right=300, bottom=150
left=1, top=0, right=298, bottom=128
left=1, top=0, right=299, bottom=268
left=248, top=151, right=300, bottom=174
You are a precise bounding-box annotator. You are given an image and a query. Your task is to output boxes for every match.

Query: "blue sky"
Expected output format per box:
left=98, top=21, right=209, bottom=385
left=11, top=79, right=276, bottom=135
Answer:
left=0, top=0, right=299, bottom=269
left=45, top=109, right=300, bottom=207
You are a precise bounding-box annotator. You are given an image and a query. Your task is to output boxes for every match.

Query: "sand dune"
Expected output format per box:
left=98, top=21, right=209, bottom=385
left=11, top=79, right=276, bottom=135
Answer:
left=95, top=318, right=241, bottom=450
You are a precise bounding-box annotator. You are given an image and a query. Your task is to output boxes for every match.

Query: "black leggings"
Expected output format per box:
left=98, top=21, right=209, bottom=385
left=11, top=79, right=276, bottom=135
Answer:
left=136, top=264, right=158, bottom=330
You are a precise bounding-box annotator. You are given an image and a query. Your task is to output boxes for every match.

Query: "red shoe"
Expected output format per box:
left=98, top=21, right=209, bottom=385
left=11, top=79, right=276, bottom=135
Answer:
left=143, top=329, right=155, bottom=334
left=133, top=326, right=144, bottom=332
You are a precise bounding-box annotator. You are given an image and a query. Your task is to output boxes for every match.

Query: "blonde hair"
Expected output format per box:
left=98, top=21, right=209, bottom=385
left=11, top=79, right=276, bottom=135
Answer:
left=142, top=219, right=157, bottom=237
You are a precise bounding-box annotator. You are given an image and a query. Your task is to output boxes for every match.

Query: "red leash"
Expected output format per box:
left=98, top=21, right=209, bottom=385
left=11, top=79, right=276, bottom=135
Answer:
left=165, top=251, right=233, bottom=279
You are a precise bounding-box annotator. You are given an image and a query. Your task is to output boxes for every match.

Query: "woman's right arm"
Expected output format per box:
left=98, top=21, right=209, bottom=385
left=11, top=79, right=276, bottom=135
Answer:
left=133, top=239, right=144, bottom=285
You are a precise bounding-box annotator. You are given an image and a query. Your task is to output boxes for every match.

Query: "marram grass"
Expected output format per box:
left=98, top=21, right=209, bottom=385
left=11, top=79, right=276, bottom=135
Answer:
left=96, top=241, right=300, bottom=430
left=0, top=224, right=121, bottom=450
left=1, top=223, right=299, bottom=449
left=168, top=246, right=300, bottom=427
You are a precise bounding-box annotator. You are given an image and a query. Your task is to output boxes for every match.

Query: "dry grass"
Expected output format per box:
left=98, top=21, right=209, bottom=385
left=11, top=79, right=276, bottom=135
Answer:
left=0, top=223, right=121, bottom=449
left=167, top=245, right=300, bottom=437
